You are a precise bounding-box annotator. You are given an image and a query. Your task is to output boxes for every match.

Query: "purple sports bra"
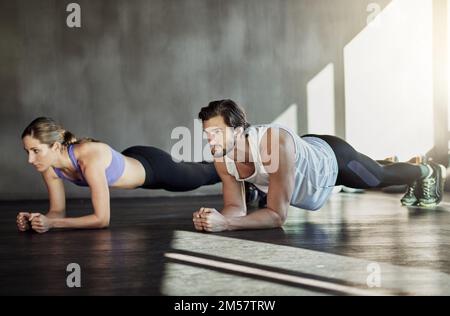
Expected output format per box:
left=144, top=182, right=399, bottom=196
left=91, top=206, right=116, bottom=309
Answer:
left=53, top=144, right=125, bottom=187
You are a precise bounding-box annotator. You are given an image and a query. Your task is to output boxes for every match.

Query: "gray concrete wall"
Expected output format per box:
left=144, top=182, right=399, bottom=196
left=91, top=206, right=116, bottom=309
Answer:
left=0, top=0, right=390, bottom=200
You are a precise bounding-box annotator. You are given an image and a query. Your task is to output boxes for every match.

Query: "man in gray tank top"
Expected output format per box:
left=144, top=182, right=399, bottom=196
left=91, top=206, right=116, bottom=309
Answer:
left=192, top=100, right=446, bottom=232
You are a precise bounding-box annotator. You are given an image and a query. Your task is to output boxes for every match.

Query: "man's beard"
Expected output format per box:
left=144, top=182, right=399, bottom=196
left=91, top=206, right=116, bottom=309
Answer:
left=211, top=142, right=234, bottom=158
left=211, top=145, right=226, bottom=157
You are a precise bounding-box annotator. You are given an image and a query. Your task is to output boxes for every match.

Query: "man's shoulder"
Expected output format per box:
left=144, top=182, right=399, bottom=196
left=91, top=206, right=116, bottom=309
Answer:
left=259, top=126, right=293, bottom=151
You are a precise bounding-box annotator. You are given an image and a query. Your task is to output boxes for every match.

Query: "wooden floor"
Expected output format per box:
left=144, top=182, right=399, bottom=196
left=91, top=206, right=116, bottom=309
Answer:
left=1, top=190, right=450, bottom=296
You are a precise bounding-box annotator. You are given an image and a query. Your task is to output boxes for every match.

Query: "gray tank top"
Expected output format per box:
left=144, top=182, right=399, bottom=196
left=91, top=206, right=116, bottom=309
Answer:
left=224, top=123, right=338, bottom=210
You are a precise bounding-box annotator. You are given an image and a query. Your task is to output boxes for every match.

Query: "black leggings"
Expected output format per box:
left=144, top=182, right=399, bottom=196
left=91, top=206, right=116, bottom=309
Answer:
left=122, top=146, right=221, bottom=192
left=303, top=135, right=423, bottom=189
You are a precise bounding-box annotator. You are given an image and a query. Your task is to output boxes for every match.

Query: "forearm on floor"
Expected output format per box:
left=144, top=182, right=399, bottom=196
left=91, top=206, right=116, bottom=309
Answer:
left=50, top=214, right=109, bottom=229
left=226, top=208, right=284, bottom=231
left=221, top=205, right=247, bottom=218
left=45, top=210, right=66, bottom=219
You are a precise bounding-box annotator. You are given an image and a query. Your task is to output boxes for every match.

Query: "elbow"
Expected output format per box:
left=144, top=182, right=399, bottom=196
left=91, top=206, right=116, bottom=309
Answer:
left=97, top=217, right=110, bottom=229
left=269, top=209, right=287, bottom=228
left=99, top=221, right=110, bottom=229
left=275, top=214, right=287, bottom=227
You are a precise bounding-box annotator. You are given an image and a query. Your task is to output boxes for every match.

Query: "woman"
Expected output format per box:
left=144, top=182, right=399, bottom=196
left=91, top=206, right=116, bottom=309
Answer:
left=17, top=117, right=221, bottom=233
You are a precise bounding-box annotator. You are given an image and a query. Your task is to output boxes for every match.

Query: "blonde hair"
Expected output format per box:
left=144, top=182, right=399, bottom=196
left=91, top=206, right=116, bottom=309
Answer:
left=21, top=117, right=97, bottom=147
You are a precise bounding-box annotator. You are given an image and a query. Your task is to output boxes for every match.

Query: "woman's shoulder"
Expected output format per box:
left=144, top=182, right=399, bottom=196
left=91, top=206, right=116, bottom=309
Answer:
left=73, top=141, right=109, bottom=152
left=72, top=142, right=111, bottom=166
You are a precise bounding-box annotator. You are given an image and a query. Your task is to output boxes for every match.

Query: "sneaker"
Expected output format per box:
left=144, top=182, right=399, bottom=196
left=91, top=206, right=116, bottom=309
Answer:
left=384, top=156, right=399, bottom=163
left=408, top=155, right=426, bottom=164
left=418, top=162, right=447, bottom=207
left=400, top=181, right=420, bottom=206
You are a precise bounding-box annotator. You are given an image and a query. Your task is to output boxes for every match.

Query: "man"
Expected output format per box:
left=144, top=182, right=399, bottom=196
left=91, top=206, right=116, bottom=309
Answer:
left=193, top=99, right=446, bottom=232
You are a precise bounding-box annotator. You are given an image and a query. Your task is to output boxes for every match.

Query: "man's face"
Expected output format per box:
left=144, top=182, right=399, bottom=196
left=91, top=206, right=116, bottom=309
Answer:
left=203, top=116, right=237, bottom=158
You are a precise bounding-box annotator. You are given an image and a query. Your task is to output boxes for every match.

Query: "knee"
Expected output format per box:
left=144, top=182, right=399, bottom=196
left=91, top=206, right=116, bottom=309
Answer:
left=347, top=160, right=382, bottom=187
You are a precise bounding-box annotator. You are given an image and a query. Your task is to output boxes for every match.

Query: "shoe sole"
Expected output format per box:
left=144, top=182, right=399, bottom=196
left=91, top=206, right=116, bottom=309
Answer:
left=401, top=199, right=419, bottom=206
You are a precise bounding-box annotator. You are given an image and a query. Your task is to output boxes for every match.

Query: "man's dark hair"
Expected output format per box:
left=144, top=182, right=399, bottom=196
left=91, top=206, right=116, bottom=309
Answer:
left=198, top=99, right=250, bottom=129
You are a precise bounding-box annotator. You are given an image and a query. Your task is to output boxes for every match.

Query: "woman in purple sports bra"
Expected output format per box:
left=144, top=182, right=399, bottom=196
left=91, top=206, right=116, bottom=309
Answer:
left=16, top=117, right=221, bottom=234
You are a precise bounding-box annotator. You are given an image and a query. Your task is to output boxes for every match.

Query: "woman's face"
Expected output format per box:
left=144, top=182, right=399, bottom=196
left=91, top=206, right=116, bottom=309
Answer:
left=22, top=136, right=58, bottom=172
